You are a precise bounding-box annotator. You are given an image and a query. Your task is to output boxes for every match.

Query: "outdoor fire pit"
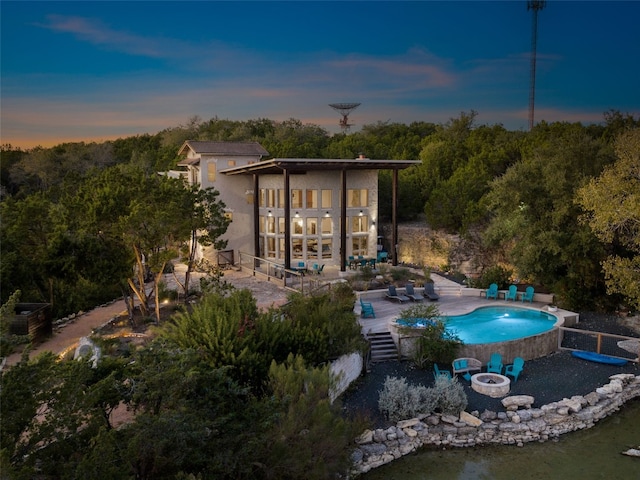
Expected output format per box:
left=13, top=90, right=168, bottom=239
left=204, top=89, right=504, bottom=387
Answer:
left=470, top=373, right=511, bottom=398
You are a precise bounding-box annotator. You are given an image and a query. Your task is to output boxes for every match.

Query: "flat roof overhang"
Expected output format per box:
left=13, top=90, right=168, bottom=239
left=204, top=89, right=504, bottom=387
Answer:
left=220, top=158, right=421, bottom=175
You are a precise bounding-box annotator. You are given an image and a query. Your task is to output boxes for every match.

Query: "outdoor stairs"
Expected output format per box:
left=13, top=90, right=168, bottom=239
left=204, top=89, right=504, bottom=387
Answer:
left=367, top=330, right=398, bottom=363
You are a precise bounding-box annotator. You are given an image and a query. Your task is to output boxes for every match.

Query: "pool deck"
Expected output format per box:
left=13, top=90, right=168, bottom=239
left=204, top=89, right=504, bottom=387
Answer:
left=355, top=274, right=568, bottom=336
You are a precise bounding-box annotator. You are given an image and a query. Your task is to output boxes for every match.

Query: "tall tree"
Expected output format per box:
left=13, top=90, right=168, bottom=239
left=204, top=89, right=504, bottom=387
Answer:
left=576, top=128, right=640, bottom=309
left=177, top=185, right=230, bottom=297
left=69, top=165, right=229, bottom=322
left=484, top=123, right=616, bottom=307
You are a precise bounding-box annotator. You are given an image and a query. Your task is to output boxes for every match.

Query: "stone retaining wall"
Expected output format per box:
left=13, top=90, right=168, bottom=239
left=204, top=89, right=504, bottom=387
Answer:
left=351, top=373, right=640, bottom=476
left=330, top=352, right=364, bottom=402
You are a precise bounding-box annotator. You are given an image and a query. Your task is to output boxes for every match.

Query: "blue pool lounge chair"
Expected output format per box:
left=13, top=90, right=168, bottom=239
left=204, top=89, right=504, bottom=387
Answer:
left=485, top=283, right=499, bottom=300
left=505, top=285, right=518, bottom=301
left=359, top=299, right=376, bottom=318
left=424, top=283, right=440, bottom=301
left=386, top=285, right=410, bottom=303
left=505, top=357, right=525, bottom=382
left=405, top=283, right=424, bottom=302
left=433, top=363, right=452, bottom=380
left=486, top=352, right=504, bottom=374
left=521, top=286, right=535, bottom=303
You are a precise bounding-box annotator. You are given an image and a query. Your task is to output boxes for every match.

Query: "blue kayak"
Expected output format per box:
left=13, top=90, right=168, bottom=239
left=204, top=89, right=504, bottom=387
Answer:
left=571, top=350, right=628, bottom=366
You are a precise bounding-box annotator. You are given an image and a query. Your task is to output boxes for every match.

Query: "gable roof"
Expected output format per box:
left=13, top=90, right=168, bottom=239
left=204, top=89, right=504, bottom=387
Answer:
left=178, top=141, right=269, bottom=158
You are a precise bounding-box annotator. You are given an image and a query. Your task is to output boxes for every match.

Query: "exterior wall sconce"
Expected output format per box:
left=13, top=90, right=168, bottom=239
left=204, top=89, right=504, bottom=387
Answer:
left=359, top=210, right=363, bottom=216
left=294, top=212, right=300, bottom=217
left=325, top=211, right=330, bottom=217
left=267, top=210, right=272, bottom=216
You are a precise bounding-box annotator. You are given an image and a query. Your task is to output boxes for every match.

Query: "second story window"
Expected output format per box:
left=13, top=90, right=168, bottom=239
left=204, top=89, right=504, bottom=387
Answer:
left=291, top=189, right=303, bottom=209
left=306, top=189, right=317, bottom=208
left=347, top=189, right=368, bottom=207
left=207, top=162, right=216, bottom=182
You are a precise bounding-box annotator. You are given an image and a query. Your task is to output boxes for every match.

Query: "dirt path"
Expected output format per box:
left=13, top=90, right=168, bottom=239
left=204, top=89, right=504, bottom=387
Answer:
left=3, top=269, right=291, bottom=369
left=4, top=300, right=128, bottom=368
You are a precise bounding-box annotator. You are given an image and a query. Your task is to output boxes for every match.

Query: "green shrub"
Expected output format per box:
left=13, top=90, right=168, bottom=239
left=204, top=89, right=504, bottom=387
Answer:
left=158, top=281, right=179, bottom=301
left=430, top=375, right=468, bottom=415
left=397, top=304, right=462, bottom=368
left=378, top=375, right=467, bottom=421
left=329, top=281, right=357, bottom=312
left=475, top=265, right=513, bottom=289
left=390, top=267, right=412, bottom=282
left=377, top=376, right=436, bottom=422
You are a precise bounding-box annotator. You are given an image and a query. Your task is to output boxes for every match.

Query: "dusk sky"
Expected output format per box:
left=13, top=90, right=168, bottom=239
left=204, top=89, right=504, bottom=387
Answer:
left=2, top=1, right=639, bottom=149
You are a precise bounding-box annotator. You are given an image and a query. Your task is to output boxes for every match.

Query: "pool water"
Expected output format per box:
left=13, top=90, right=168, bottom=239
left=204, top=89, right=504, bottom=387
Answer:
left=397, top=306, right=556, bottom=344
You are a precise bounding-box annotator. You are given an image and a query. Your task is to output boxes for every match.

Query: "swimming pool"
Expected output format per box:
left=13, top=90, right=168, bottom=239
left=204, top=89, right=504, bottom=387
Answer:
left=396, top=306, right=557, bottom=345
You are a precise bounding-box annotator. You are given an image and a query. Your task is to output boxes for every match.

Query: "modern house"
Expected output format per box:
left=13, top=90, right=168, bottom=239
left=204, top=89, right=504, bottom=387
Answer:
left=177, top=141, right=419, bottom=271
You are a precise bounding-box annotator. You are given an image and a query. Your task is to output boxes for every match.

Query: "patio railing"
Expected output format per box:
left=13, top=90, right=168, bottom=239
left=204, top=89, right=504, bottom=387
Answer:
left=237, top=251, right=313, bottom=294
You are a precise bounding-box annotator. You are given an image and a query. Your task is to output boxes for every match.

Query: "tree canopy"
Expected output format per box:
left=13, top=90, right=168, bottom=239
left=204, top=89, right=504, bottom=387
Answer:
left=576, top=128, right=640, bottom=310
left=2, top=112, right=640, bottom=312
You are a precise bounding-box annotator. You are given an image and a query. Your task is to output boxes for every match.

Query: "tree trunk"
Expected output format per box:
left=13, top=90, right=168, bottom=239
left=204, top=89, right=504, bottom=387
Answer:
left=121, top=287, right=135, bottom=328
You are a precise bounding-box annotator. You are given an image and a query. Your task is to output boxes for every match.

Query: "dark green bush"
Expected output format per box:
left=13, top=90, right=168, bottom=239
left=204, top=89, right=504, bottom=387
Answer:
left=397, top=304, right=462, bottom=369
left=474, top=265, right=513, bottom=289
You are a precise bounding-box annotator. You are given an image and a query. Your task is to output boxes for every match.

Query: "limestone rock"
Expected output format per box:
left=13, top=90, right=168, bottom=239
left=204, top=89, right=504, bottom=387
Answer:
left=502, top=395, right=534, bottom=410
left=460, top=411, right=483, bottom=427
left=397, top=418, right=420, bottom=429
left=355, top=430, right=373, bottom=444
left=441, top=414, right=458, bottom=424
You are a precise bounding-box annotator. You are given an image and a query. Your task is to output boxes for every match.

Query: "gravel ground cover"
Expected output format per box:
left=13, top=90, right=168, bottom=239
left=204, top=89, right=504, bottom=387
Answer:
left=340, top=312, right=640, bottom=428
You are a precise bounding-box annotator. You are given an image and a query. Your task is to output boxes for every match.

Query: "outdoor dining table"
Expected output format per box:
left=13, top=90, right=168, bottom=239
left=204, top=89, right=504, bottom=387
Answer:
left=350, top=257, right=376, bottom=269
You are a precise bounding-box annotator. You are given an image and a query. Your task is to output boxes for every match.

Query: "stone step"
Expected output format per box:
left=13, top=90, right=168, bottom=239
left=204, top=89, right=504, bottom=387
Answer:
left=368, top=331, right=398, bottom=363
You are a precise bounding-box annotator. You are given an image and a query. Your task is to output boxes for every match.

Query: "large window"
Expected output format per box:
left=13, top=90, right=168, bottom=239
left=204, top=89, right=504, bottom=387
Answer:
left=266, top=189, right=276, bottom=208
left=347, top=189, right=368, bottom=207
left=292, top=238, right=303, bottom=258
left=207, top=162, right=216, bottom=182
left=307, top=239, right=318, bottom=259
left=266, top=237, right=276, bottom=258
left=292, top=216, right=304, bottom=235
left=322, top=239, right=332, bottom=259
left=321, top=217, right=332, bottom=234
left=291, top=189, right=303, bottom=209
left=352, top=237, right=368, bottom=257
left=306, top=217, right=318, bottom=235
left=306, top=189, right=317, bottom=208
left=266, top=216, right=276, bottom=234
left=352, top=215, right=368, bottom=233
left=321, top=189, right=332, bottom=208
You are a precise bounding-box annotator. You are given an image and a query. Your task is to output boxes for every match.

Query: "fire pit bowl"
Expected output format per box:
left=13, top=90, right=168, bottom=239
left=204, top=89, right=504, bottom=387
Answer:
left=470, top=373, right=511, bottom=398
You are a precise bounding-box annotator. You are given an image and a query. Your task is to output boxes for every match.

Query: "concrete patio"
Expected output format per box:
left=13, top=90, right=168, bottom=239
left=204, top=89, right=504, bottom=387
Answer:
left=352, top=274, right=576, bottom=364
left=354, top=274, right=560, bottom=335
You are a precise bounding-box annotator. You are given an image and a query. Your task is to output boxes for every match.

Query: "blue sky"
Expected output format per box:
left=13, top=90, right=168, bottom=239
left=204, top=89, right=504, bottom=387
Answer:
left=2, top=1, right=639, bottom=149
